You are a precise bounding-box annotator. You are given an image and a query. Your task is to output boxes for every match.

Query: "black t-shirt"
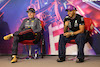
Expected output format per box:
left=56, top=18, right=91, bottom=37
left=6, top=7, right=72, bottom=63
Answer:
left=64, top=14, right=84, bottom=32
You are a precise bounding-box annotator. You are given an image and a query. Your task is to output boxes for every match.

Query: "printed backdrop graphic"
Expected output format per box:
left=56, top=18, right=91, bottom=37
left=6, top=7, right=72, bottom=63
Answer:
left=0, top=0, right=100, bottom=55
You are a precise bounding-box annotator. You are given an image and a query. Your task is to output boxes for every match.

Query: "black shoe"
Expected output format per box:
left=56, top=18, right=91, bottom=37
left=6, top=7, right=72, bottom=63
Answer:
left=76, top=58, right=84, bottom=63
left=57, top=58, right=65, bottom=62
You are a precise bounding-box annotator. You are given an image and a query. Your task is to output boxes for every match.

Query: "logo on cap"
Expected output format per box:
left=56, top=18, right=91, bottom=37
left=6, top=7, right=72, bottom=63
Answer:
left=65, top=5, right=77, bottom=11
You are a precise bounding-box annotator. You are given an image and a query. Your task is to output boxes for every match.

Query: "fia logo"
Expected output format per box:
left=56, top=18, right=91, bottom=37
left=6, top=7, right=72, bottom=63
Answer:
left=68, top=6, right=70, bottom=9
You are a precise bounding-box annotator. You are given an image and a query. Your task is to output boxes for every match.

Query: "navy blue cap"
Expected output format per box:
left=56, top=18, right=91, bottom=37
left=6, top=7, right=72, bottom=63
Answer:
left=26, top=8, right=35, bottom=13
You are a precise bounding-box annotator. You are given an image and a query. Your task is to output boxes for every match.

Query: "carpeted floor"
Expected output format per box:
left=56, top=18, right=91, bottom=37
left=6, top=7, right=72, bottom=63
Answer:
left=0, top=56, right=100, bottom=67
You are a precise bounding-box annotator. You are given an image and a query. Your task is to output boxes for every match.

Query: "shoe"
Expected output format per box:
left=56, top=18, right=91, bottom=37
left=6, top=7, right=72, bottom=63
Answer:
left=76, top=58, right=84, bottom=63
left=3, top=34, right=13, bottom=40
left=57, top=58, right=65, bottom=62
left=11, top=55, right=17, bottom=63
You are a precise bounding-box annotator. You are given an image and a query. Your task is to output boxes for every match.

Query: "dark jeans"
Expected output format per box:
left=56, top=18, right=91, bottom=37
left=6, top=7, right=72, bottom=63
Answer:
left=12, top=30, right=37, bottom=55
left=58, top=33, right=86, bottom=60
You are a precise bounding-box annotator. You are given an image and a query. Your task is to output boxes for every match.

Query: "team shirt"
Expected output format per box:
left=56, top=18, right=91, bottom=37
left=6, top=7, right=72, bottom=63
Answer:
left=19, top=18, right=42, bottom=33
left=64, top=14, right=84, bottom=32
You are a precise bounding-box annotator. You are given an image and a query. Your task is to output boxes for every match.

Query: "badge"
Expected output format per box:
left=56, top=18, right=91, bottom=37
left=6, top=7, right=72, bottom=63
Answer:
left=40, top=23, right=41, bottom=26
left=74, top=20, right=78, bottom=27
left=28, top=26, right=30, bottom=28
left=81, top=17, right=84, bottom=21
left=27, top=20, right=29, bottom=22
left=31, top=20, right=34, bottom=22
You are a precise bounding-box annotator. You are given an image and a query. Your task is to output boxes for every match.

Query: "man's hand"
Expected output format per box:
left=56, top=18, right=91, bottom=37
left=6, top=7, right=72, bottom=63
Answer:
left=63, top=32, right=71, bottom=38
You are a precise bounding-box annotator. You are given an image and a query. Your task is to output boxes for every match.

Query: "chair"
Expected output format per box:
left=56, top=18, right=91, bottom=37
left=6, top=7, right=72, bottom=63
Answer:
left=19, top=21, right=45, bottom=59
left=69, top=18, right=94, bottom=43
left=67, top=18, right=94, bottom=60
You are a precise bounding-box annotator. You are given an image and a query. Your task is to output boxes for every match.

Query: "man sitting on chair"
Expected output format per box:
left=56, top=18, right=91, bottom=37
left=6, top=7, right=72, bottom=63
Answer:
left=57, top=5, right=86, bottom=63
left=3, top=8, right=42, bottom=63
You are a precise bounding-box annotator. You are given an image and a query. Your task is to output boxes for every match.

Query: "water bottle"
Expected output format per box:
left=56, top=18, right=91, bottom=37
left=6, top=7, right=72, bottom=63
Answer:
left=34, top=49, right=38, bottom=59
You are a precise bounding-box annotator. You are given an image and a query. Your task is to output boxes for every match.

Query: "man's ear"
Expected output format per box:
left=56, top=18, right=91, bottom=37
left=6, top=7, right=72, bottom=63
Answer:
left=73, top=10, right=76, bottom=13
left=33, top=13, right=36, bottom=15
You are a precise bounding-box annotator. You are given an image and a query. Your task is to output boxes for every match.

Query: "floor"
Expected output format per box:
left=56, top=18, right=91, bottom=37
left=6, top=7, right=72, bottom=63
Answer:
left=0, top=56, right=100, bottom=67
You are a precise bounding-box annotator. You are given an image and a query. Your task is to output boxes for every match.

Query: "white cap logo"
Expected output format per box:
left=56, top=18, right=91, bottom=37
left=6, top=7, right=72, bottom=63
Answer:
left=68, top=6, right=70, bottom=9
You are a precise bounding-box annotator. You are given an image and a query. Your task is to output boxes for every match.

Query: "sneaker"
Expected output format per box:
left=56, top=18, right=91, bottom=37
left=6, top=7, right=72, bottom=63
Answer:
left=76, top=58, right=84, bottom=63
left=11, top=55, right=17, bottom=63
left=57, top=58, right=65, bottom=62
left=3, top=34, right=13, bottom=40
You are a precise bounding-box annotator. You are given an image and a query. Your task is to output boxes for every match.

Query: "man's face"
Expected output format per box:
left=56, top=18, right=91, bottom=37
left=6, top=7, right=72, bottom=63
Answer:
left=28, top=11, right=35, bottom=18
left=67, top=10, right=76, bottom=18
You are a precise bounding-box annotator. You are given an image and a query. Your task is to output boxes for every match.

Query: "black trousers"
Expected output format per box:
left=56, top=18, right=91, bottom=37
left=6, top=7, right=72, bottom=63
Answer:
left=12, top=30, right=39, bottom=55
left=58, top=33, right=86, bottom=60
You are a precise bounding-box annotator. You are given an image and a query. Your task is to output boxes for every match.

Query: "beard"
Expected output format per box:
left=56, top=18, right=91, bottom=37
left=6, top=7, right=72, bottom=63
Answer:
left=68, top=13, right=76, bottom=19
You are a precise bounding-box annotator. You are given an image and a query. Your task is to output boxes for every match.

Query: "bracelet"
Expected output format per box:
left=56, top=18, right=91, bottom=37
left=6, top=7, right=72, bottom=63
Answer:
left=71, top=32, right=74, bottom=36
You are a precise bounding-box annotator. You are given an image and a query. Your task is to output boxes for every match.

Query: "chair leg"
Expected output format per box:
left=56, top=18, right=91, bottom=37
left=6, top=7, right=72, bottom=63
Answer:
left=41, top=39, right=45, bottom=58
left=28, top=45, right=33, bottom=59
left=20, top=45, right=32, bottom=59
left=29, top=45, right=31, bottom=56
left=25, top=45, right=33, bottom=59
left=41, top=53, right=43, bottom=58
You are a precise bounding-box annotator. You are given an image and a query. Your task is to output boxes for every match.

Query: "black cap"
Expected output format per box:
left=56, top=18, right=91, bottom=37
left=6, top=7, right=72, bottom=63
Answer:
left=26, top=8, right=35, bottom=13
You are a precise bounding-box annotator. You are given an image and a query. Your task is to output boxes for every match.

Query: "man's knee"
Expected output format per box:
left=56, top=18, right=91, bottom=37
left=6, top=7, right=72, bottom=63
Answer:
left=14, top=31, right=20, bottom=36
left=59, top=34, right=66, bottom=41
left=75, top=33, right=86, bottom=43
left=77, top=33, right=85, bottom=38
left=60, top=34, right=65, bottom=39
left=13, top=36, right=19, bottom=41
